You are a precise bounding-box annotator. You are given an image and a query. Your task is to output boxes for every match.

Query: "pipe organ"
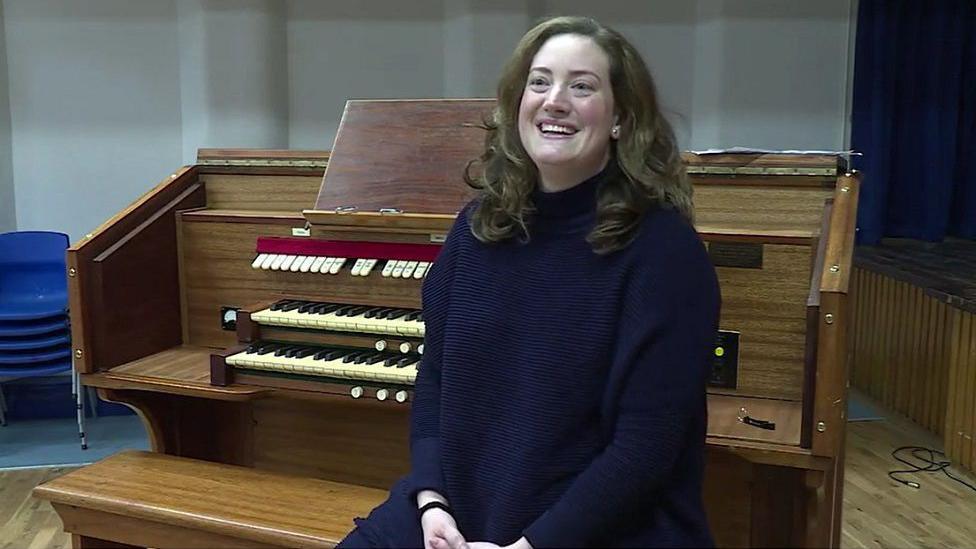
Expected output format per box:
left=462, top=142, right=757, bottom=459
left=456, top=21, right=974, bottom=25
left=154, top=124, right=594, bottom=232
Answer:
left=68, top=99, right=858, bottom=547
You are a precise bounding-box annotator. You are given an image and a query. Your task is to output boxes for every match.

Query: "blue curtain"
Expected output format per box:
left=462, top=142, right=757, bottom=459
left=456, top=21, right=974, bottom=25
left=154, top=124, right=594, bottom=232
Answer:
left=851, top=0, right=976, bottom=245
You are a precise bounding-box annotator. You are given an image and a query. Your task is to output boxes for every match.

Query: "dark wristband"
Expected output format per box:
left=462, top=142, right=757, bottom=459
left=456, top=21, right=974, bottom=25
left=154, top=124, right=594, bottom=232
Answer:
left=418, top=500, right=453, bottom=519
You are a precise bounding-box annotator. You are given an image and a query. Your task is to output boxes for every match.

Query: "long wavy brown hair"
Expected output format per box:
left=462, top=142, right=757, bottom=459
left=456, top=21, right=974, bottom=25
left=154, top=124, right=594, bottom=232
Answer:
left=464, top=16, right=691, bottom=254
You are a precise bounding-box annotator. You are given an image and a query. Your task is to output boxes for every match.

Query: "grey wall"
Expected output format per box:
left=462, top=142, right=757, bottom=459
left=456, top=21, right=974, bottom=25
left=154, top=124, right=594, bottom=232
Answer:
left=4, top=0, right=183, bottom=242
left=0, top=0, right=856, bottom=241
left=0, top=2, right=14, bottom=233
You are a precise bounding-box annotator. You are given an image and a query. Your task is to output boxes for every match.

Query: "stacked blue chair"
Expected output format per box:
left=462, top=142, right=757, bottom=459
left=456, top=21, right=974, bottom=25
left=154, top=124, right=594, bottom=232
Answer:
left=0, top=231, right=73, bottom=426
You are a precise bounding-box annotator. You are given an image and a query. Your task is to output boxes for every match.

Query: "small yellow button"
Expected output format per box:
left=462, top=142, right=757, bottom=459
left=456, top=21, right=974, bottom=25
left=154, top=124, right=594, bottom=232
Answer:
left=715, top=347, right=725, bottom=357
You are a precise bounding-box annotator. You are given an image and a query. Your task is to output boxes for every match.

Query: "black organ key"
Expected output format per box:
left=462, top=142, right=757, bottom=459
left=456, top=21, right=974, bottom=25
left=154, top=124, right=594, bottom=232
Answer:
left=347, top=306, right=370, bottom=317
left=342, top=351, right=367, bottom=363
left=274, top=345, right=299, bottom=357
left=294, top=347, right=316, bottom=358
left=280, top=301, right=304, bottom=312
left=386, top=309, right=409, bottom=320
left=298, top=302, right=323, bottom=314
left=405, top=311, right=422, bottom=321
left=397, top=356, right=418, bottom=368
left=270, top=300, right=293, bottom=311
left=334, top=305, right=355, bottom=317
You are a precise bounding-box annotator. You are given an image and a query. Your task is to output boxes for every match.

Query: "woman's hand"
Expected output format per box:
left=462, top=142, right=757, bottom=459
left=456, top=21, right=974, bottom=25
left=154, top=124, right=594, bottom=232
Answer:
left=422, top=508, right=468, bottom=549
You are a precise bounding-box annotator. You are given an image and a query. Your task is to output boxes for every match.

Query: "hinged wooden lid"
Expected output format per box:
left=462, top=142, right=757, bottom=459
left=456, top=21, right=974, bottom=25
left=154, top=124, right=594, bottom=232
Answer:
left=309, top=99, right=494, bottom=218
left=682, top=152, right=848, bottom=177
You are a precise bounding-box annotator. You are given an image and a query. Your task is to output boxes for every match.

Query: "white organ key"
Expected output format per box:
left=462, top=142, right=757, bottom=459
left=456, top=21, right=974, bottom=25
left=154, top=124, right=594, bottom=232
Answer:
left=402, top=261, right=419, bottom=279
left=251, top=254, right=268, bottom=269
left=320, top=257, right=336, bottom=274
left=413, top=261, right=430, bottom=279
left=280, top=255, right=297, bottom=271
left=260, top=254, right=277, bottom=270
left=289, top=256, right=307, bottom=272
left=270, top=255, right=287, bottom=271
left=310, top=257, right=326, bottom=273
left=330, top=258, right=347, bottom=275
left=350, top=258, right=367, bottom=276
left=392, top=260, right=407, bottom=278
left=381, top=260, right=396, bottom=278
left=299, top=256, right=316, bottom=272
left=360, top=258, right=378, bottom=276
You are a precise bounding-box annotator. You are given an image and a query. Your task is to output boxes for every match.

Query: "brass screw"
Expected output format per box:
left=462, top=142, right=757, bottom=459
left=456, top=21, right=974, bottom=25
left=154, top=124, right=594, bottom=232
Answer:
left=68, top=267, right=77, bottom=277
left=825, top=313, right=835, bottom=324
left=74, top=349, right=83, bottom=359
left=829, top=265, right=840, bottom=273
left=817, top=421, right=826, bottom=432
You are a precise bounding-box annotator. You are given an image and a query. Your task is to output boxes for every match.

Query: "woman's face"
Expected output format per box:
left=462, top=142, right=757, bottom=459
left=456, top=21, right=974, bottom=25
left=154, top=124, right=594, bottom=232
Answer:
left=518, top=33, right=616, bottom=191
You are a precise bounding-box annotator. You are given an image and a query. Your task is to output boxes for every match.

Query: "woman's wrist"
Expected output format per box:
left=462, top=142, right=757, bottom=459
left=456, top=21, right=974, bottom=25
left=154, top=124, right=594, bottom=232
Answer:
left=416, top=489, right=448, bottom=509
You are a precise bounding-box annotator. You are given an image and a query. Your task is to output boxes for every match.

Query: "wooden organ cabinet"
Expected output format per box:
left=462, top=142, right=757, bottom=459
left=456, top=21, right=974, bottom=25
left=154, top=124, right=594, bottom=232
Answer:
left=68, top=100, right=858, bottom=548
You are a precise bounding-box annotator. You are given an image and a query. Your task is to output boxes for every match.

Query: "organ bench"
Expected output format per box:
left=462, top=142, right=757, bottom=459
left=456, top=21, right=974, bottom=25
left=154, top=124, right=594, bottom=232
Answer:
left=39, top=100, right=859, bottom=548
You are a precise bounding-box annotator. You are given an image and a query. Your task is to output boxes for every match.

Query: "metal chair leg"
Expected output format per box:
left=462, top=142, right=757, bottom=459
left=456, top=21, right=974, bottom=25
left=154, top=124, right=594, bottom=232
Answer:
left=73, top=366, right=88, bottom=450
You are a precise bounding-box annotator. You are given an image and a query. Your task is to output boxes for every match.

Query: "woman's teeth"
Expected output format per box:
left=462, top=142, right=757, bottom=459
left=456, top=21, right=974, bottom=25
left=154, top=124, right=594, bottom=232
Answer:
left=539, top=123, right=577, bottom=135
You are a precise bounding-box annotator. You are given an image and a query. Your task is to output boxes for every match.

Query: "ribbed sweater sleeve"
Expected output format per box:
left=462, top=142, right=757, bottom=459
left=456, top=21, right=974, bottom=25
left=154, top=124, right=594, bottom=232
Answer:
left=523, top=214, right=720, bottom=548
left=406, top=210, right=467, bottom=498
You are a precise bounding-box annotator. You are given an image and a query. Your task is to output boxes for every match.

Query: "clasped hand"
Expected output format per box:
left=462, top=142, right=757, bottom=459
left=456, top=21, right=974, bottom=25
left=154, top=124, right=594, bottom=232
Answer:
left=422, top=508, right=530, bottom=549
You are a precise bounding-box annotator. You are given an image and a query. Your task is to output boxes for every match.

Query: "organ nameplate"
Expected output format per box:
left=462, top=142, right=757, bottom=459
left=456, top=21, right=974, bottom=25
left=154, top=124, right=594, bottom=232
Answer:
left=708, top=330, right=739, bottom=389
left=708, top=242, right=763, bottom=269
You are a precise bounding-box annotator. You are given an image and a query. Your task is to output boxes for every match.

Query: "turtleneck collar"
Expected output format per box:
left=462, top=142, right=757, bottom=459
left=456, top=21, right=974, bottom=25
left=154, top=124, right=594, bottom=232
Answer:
left=530, top=163, right=613, bottom=220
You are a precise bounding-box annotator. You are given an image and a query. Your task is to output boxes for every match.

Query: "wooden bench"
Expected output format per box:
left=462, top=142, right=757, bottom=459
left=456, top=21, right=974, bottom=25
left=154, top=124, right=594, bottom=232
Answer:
left=32, top=450, right=387, bottom=549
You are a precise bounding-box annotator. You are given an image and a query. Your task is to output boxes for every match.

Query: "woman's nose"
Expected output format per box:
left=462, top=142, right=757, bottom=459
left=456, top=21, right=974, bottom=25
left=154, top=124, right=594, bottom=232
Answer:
left=542, top=86, right=570, bottom=114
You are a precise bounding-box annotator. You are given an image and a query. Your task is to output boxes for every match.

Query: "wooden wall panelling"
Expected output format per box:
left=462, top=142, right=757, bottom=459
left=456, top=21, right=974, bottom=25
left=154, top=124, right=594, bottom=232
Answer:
left=68, top=167, right=199, bottom=374
left=693, top=183, right=834, bottom=234
left=179, top=218, right=426, bottom=349
left=712, top=244, right=812, bottom=401
left=86, top=184, right=207, bottom=372
left=98, top=388, right=254, bottom=467
left=200, top=174, right=323, bottom=212
left=250, top=396, right=410, bottom=490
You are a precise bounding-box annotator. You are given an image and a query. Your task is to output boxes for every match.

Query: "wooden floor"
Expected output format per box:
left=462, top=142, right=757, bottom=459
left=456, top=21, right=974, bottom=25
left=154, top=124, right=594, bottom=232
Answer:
left=2, top=397, right=975, bottom=548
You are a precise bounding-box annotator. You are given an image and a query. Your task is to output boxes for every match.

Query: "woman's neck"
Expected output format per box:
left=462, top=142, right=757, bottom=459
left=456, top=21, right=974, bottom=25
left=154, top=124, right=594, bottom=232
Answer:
left=537, top=156, right=611, bottom=193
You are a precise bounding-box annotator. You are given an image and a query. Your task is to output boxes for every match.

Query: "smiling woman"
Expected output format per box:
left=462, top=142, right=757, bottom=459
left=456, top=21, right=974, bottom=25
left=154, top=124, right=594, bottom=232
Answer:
left=337, top=16, right=719, bottom=549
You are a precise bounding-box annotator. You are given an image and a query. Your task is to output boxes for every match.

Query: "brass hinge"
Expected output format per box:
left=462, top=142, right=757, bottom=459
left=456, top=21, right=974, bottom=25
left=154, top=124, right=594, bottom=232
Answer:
left=687, top=166, right=837, bottom=176
left=198, top=159, right=328, bottom=168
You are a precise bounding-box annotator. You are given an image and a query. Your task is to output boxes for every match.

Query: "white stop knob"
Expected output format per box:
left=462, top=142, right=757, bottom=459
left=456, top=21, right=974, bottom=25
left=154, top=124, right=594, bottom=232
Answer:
left=375, top=340, right=387, bottom=351
left=350, top=386, right=364, bottom=399
left=376, top=388, right=389, bottom=401
left=395, top=390, right=409, bottom=403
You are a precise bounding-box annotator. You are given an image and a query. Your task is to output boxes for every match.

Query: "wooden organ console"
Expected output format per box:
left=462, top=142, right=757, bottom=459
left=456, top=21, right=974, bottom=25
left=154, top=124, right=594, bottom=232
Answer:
left=68, top=99, right=859, bottom=548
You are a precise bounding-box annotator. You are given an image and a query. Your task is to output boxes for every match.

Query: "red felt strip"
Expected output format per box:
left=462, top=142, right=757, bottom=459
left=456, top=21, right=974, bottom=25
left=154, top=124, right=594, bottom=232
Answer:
left=256, top=236, right=442, bottom=262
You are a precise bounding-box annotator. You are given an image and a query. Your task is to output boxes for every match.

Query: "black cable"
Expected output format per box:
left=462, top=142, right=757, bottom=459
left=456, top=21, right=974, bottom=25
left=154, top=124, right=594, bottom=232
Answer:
left=888, top=446, right=976, bottom=492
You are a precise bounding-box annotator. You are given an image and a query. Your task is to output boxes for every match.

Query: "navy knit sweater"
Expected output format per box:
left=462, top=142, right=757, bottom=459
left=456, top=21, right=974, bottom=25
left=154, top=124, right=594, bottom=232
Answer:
left=349, top=168, right=720, bottom=548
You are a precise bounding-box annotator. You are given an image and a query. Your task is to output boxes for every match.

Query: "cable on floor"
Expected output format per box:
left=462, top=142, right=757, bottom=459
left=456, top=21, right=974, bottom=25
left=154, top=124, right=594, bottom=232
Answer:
left=888, top=446, right=976, bottom=492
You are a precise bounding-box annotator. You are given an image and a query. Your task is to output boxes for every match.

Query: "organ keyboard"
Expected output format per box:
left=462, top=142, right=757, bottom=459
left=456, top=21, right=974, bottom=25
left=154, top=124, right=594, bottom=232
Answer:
left=66, top=101, right=858, bottom=548
left=248, top=300, right=425, bottom=337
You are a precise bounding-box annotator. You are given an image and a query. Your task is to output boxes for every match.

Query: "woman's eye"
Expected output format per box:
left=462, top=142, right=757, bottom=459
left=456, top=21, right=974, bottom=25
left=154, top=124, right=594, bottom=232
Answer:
left=572, top=82, right=595, bottom=92
left=528, top=77, right=548, bottom=88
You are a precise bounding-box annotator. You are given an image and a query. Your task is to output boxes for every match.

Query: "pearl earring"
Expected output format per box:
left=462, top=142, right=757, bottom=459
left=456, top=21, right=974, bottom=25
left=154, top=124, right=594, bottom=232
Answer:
left=611, top=125, right=620, bottom=139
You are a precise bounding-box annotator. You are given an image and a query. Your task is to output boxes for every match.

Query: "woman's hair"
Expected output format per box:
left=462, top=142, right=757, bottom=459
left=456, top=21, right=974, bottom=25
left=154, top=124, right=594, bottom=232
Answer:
left=464, top=16, right=691, bottom=255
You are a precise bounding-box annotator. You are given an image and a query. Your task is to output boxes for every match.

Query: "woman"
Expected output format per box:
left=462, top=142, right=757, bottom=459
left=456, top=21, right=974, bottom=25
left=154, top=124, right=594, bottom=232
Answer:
left=338, top=15, right=720, bottom=549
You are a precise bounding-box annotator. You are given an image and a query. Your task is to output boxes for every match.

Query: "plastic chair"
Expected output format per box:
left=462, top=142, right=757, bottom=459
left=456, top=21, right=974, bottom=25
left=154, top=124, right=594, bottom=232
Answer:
left=0, top=231, right=70, bottom=320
